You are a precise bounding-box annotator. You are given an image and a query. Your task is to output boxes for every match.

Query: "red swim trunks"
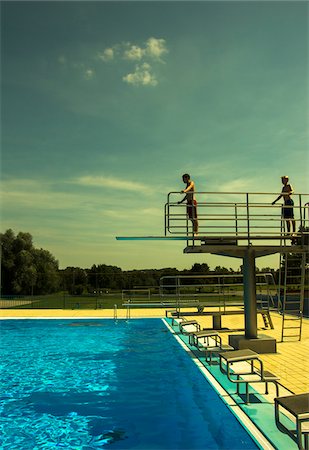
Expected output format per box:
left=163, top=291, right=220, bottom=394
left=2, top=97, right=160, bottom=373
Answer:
left=187, top=200, right=197, bottom=219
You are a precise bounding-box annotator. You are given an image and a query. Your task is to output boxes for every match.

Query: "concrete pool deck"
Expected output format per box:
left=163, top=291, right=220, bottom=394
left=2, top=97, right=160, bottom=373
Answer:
left=1, top=307, right=308, bottom=395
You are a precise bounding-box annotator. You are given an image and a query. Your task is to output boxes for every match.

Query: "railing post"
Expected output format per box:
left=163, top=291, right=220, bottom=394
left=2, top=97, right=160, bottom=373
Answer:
left=234, top=203, right=238, bottom=236
left=299, top=194, right=303, bottom=229
left=186, top=213, right=190, bottom=246
left=246, top=193, right=250, bottom=245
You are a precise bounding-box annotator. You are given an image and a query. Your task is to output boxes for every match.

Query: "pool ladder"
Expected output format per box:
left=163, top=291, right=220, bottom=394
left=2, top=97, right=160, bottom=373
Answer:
left=114, top=304, right=118, bottom=321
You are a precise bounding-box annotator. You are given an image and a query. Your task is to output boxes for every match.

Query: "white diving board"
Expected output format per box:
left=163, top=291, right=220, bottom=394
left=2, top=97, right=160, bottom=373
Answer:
left=116, top=236, right=192, bottom=241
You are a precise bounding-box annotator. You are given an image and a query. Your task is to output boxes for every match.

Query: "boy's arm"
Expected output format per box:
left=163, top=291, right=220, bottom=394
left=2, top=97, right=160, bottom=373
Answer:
left=178, top=194, right=188, bottom=204
left=182, top=181, right=194, bottom=193
left=272, top=184, right=294, bottom=204
left=272, top=195, right=282, bottom=205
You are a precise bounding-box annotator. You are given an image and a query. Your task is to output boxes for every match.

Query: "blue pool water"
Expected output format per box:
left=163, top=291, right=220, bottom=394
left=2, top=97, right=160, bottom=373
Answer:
left=0, top=319, right=258, bottom=449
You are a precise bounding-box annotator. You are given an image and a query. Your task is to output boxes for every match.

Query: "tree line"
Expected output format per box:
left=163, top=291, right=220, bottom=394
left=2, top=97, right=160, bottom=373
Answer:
left=0, top=229, right=279, bottom=296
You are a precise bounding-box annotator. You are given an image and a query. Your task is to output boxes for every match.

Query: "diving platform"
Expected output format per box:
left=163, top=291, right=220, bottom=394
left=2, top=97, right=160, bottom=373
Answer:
left=116, top=191, right=309, bottom=352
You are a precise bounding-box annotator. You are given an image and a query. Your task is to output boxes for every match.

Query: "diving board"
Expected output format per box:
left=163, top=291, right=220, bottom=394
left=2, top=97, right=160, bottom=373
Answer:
left=116, top=236, right=191, bottom=241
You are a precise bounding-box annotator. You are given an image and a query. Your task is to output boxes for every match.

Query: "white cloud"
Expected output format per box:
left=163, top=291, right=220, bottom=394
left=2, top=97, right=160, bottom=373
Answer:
left=97, top=47, right=114, bottom=62
left=123, top=63, right=158, bottom=87
left=123, top=44, right=144, bottom=61
left=57, top=37, right=168, bottom=87
left=98, top=37, right=168, bottom=87
left=84, top=69, right=95, bottom=80
left=75, top=175, right=152, bottom=193
left=1, top=180, right=80, bottom=210
left=145, top=37, right=168, bottom=60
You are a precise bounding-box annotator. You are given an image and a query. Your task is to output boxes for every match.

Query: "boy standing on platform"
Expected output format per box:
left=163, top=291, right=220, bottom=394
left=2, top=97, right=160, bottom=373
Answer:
left=272, top=175, right=296, bottom=237
left=178, top=173, right=198, bottom=235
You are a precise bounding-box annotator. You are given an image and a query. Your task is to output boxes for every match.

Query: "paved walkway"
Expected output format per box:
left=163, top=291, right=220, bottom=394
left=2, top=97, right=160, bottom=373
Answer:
left=1, top=308, right=308, bottom=395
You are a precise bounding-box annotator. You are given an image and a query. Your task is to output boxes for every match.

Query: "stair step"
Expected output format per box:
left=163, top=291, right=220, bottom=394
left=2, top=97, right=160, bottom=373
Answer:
left=282, top=327, right=302, bottom=331
left=283, top=315, right=301, bottom=318
left=284, top=299, right=301, bottom=302
left=283, top=314, right=302, bottom=318
left=283, top=313, right=301, bottom=317
left=282, top=335, right=301, bottom=339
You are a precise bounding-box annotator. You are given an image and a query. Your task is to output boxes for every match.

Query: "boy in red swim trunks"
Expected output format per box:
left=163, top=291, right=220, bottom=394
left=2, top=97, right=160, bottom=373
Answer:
left=178, top=173, right=198, bottom=235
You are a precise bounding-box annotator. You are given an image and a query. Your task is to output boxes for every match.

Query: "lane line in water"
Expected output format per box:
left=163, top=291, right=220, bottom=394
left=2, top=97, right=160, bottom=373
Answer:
left=162, top=318, right=275, bottom=450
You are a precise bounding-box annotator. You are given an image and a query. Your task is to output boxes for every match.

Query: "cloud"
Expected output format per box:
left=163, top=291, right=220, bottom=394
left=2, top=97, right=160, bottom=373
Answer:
left=145, top=37, right=168, bottom=61
left=122, top=38, right=168, bottom=62
left=99, top=37, right=168, bottom=87
left=84, top=69, right=95, bottom=80
left=123, top=44, right=144, bottom=61
left=1, top=179, right=80, bottom=210
left=123, top=63, right=158, bottom=87
left=74, top=175, right=152, bottom=193
left=97, top=47, right=114, bottom=62
left=57, top=38, right=168, bottom=86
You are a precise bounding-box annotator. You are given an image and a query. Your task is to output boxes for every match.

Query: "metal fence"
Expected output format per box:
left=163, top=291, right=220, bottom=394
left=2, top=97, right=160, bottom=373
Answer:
left=159, top=272, right=277, bottom=313
left=0, top=293, right=123, bottom=310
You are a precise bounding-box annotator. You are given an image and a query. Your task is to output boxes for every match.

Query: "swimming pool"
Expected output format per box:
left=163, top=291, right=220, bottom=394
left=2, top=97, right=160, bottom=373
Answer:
left=0, top=319, right=259, bottom=449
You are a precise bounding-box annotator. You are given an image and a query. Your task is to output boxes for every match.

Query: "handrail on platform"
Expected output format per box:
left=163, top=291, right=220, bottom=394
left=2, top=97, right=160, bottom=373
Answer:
left=165, top=191, right=309, bottom=246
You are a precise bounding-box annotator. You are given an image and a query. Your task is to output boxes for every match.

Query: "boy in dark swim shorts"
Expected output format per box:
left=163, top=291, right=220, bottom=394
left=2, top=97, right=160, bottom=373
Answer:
left=178, top=173, right=198, bottom=235
left=272, top=175, right=296, bottom=236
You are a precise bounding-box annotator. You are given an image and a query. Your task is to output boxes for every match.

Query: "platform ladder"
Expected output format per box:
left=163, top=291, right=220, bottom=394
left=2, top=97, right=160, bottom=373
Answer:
left=279, top=251, right=306, bottom=341
left=256, top=274, right=276, bottom=330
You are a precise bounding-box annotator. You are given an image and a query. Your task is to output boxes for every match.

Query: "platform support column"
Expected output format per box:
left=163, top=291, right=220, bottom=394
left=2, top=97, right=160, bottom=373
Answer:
left=243, top=248, right=257, bottom=339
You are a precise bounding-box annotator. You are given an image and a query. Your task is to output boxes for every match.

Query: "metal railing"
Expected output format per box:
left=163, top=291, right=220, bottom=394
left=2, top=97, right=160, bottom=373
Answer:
left=165, top=191, right=309, bottom=245
left=159, top=273, right=278, bottom=313
left=121, top=289, right=151, bottom=302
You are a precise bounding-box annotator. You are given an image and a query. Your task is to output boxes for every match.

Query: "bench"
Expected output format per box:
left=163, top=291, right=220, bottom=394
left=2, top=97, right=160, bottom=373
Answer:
left=189, top=330, right=234, bottom=364
left=179, top=320, right=201, bottom=335
left=219, top=349, right=280, bottom=404
left=275, top=393, right=309, bottom=450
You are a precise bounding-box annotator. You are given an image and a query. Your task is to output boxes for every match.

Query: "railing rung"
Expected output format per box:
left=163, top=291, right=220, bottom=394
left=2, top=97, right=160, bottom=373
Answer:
left=283, top=317, right=301, bottom=321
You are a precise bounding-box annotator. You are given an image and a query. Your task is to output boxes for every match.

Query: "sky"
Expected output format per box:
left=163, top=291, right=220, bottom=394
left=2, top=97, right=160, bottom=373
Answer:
left=1, top=0, right=308, bottom=271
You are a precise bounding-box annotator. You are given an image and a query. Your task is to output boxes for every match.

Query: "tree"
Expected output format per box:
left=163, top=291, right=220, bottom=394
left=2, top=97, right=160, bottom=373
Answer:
left=61, top=267, right=88, bottom=295
left=33, top=248, right=60, bottom=295
left=87, top=264, right=123, bottom=291
left=213, top=266, right=230, bottom=274
left=190, top=263, right=210, bottom=274
left=13, top=249, right=37, bottom=294
left=0, top=229, right=60, bottom=295
left=1, top=229, right=16, bottom=293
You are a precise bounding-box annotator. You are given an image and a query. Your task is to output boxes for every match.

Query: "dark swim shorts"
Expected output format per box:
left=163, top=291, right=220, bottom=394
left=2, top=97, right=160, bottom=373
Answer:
left=282, top=198, right=294, bottom=219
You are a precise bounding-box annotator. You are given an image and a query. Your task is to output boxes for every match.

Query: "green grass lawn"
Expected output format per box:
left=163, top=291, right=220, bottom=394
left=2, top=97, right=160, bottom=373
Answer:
left=1, top=292, right=246, bottom=309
